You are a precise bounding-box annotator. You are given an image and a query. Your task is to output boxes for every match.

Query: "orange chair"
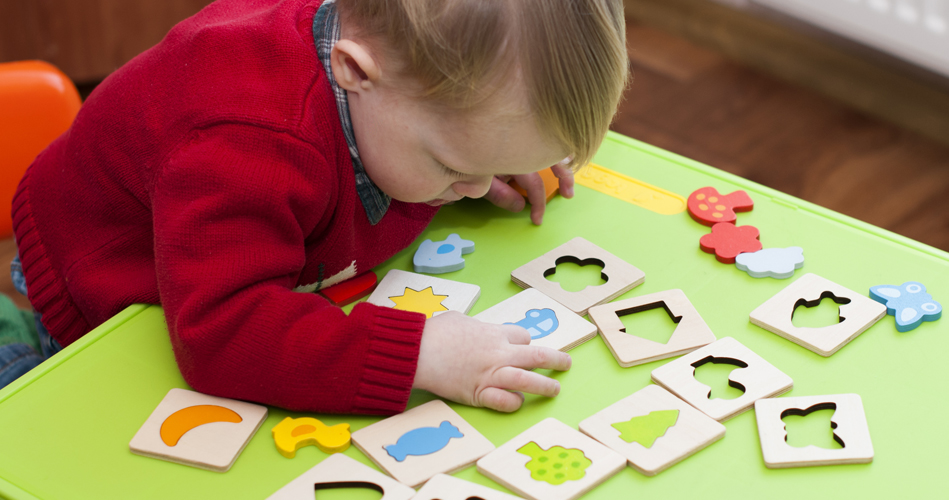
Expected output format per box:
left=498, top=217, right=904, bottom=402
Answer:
left=0, top=61, right=82, bottom=239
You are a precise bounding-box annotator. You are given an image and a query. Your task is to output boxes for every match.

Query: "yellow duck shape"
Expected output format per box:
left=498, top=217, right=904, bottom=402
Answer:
left=271, top=416, right=351, bottom=458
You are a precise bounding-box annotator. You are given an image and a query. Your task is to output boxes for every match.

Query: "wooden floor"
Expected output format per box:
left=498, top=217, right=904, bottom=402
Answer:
left=2, top=19, right=948, bottom=309
left=612, top=20, right=949, bottom=252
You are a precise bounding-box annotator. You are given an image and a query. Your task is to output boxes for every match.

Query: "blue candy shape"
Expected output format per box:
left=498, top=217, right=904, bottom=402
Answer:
left=413, top=234, right=475, bottom=274
left=505, top=308, right=560, bottom=340
left=384, top=421, right=464, bottom=462
left=869, top=281, right=942, bottom=332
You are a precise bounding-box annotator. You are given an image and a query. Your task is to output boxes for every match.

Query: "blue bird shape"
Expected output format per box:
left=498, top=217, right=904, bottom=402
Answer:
left=869, top=281, right=942, bottom=332
left=505, top=308, right=560, bottom=340
left=384, top=421, right=464, bottom=462
left=413, top=234, right=475, bottom=274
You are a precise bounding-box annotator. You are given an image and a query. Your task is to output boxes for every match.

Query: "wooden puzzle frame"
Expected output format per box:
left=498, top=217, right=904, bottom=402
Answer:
left=588, top=289, right=716, bottom=367
left=474, top=288, right=598, bottom=352
left=650, top=337, right=793, bottom=421
left=350, top=400, right=495, bottom=488
left=413, top=473, right=522, bottom=500
left=755, top=394, right=873, bottom=468
left=266, top=453, right=416, bottom=500
left=129, top=388, right=268, bottom=472
left=476, top=418, right=625, bottom=500
left=579, top=384, right=726, bottom=476
left=511, top=237, right=645, bottom=316
left=749, top=273, right=886, bottom=356
left=367, top=269, right=481, bottom=318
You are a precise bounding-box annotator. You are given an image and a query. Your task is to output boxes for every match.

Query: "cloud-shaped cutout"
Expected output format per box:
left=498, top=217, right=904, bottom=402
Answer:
left=735, top=247, right=804, bottom=279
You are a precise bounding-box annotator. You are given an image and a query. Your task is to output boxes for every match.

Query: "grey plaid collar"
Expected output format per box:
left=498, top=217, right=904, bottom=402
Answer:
left=313, top=0, right=391, bottom=225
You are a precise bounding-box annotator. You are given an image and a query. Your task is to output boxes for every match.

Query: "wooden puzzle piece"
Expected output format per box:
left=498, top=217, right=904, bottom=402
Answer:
left=510, top=166, right=561, bottom=203
left=367, top=270, right=480, bottom=319
left=869, top=281, right=942, bottom=332
left=755, top=394, right=873, bottom=468
left=699, top=223, right=762, bottom=264
left=575, top=163, right=687, bottom=215
left=414, top=234, right=475, bottom=274
left=319, top=271, right=378, bottom=306
left=271, top=417, right=351, bottom=458
left=750, top=273, right=887, bottom=356
left=385, top=421, right=463, bottom=462
left=129, top=388, right=267, bottom=472
left=687, top=186, right=754, bottom=226
left=413, top=473, right=522, bottom=500
left=579, top=384, right=725, bottom=476
left=735, top=247, right=804, bottom=279
left=511, top=237, right=645, bottom=316
left=588, top=289, right=716, bottom=367
left=351, top=400, right=495, bottom=488
left=266, top=453, right=416, bottom=500
left=474, top=288, right=597, bottom=352
left=477, top=418, right=625, bottom=500
left=650, top=337, right=793, bottom=421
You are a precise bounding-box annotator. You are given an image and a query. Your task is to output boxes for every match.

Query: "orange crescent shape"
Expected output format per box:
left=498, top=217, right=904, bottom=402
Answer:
left=160, top=405, right=243, bottom=446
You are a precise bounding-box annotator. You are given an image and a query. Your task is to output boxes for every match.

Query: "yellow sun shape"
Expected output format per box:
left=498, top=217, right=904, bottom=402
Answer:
left=389, top=286, right=449, bottom=318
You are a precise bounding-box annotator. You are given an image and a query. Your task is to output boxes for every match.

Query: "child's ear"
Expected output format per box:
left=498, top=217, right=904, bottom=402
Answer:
left=330, top=40, right=381, bottom=93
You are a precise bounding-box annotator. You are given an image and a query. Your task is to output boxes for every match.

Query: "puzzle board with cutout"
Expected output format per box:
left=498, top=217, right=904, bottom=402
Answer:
left=367, top=269, right=481, bottom=318
left=0, top=132, right=945, bottom=499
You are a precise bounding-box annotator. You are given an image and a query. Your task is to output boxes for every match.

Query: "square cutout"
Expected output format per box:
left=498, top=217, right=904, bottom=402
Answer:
left=476, top=418, right=625, bottom=500
left=129, top=388, right=268, bottom=472
left=475, top=288, right=597, bottom=352
left=750, top=273, right=886, bottom=356
left=579, top=384, right=725, bottom=476
left=351, top=400, right=495, bottom=488
left=755, top=394, right=873, bottom=468
left=588, top=289, right=716, bottom=367
left=510, top=237, right=645, bottom=316
left=367, top=270, right=480, bottom=318
left=650, top=337, right=793, bottom=421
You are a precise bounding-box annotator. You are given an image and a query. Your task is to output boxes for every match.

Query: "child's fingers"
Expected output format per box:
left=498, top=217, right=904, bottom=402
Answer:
left=552, top=163, right=575, bottom=198
left=501, top=325, right=532, bottom=345
left=483, top=177, right=526, bottom=213
left=508, top=345, right=572, bottom=372
left=477, top=387, right=525, bottom=413
left=492, top=366, right=561, bottom=398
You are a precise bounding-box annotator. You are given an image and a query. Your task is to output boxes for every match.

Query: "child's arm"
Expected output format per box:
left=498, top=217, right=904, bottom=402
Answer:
left=483, top=162, right=575, bottom=225
left=413, top=312, right=572, bottom=412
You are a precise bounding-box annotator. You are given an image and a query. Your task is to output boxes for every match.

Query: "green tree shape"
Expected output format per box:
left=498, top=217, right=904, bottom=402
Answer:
left=517, top=442, right=592, bottom=485
left=611, top=409, right=679, bottom=448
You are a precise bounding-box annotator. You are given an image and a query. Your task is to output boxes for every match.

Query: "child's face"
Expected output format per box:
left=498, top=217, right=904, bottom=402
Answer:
left=349, top=83, right=567, bottom=207
left=332, top=36, right=567, bottom=207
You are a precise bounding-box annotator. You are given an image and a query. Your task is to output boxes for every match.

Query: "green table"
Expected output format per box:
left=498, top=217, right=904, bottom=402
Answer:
left=1, top=132, right=945, bottom=499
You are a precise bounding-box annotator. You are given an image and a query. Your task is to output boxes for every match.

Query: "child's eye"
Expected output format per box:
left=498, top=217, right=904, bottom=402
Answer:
left=437, top=160, right=466, bottom=180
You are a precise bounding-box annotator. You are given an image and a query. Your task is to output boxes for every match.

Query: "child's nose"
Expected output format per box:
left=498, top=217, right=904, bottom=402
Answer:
left=452, top=175, right=493, bottom=199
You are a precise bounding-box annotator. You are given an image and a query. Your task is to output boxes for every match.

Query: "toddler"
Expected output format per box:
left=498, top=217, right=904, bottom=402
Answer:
left=6, top=0, right=628, bottom=414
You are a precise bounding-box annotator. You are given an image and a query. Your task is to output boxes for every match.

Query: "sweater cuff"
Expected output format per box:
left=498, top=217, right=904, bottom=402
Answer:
left=352, top=303, right=426, bottom=415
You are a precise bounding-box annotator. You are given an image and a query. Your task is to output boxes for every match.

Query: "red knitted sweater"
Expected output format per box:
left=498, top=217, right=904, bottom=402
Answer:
left=11, top=0, right=439, bottom=414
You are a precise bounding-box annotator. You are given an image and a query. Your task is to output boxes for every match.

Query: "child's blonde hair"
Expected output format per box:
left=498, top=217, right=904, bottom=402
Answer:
left=336, top=0, right=628, bottom=170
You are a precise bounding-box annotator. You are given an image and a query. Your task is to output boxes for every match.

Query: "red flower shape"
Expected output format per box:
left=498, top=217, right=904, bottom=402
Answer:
left=700, top=223, right=762, bottom=263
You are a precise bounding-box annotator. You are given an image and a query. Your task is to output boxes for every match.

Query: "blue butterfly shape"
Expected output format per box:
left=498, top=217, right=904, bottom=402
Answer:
left=869, top=281, right=941, bottom=332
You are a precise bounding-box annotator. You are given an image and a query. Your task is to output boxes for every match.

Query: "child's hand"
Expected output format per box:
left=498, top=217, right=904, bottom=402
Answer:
left=413, top=312, right=572, bottom=412
left=484, top=162, right=575, bottom=225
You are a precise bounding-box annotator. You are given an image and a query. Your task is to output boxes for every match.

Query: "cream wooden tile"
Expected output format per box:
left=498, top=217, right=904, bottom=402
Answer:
left=413, top=474, right=523, bottom=500
left=351, top=400, right=495, bottom=488
left=474, top=288, right=597, bottom=352
left=749, top=273, right=886, bottom=356
left=267, top=453, right=416, bottom=500
left=650, top=337, right=793, bottom=421
left=129, top=388, right=267, bottom=472
left=510, top=237, right=645, bottom=316
left=588, top=289, right=716, bottom=367
left=476, top=418, right=625, bottom=500
left=579, top=384, right=725, bottom=476
left=755, top=394, right=873, bottom=468
left=367, top=270, right=481, bottom=318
